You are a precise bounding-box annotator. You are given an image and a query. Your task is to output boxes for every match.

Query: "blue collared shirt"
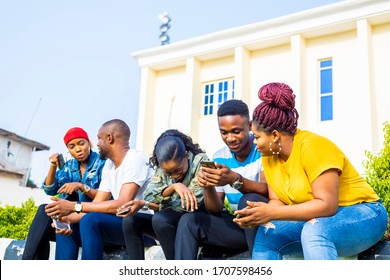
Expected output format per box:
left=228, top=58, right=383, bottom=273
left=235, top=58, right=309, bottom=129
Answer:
left=42, top=151, right=105, bottom=202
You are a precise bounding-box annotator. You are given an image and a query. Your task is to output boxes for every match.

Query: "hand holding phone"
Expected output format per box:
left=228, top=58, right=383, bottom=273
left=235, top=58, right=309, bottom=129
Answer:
left=236, top=206, right=250, bottom=219
left=52, top=219, right=71, bottom=230
left=201, top=161, right=216, bottom=169
left=57, top=154, right=65, bottom=170
left=117, top=207, right=131, bottom=215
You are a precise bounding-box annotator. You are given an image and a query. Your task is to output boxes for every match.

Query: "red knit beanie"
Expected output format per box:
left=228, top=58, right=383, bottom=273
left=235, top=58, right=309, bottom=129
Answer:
left=63, top=127, right=89, bottom=145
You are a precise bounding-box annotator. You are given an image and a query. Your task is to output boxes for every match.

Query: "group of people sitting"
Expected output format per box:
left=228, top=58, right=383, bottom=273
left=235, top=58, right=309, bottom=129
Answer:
left=22, top=82, right=388, bottom=260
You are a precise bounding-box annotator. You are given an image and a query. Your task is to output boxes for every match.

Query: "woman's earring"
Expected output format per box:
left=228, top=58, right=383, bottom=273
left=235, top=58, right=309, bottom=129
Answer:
left=269, top=141, right=282, bottom=155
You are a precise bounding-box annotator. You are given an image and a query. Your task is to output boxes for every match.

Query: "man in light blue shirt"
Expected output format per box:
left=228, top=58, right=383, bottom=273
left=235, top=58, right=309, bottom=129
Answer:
left=175, top=99, right=269, bottom=259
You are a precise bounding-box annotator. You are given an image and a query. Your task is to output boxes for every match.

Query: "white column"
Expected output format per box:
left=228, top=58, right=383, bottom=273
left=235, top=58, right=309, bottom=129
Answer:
left=136, top=67, right=156, bottom=152
left=357, top=19, right=375, bottom=151
left=187, top=57, right=201, bottom=140
left=290, top=34, right=306, bottom=125
left=234, top=46, right=250, bottom=102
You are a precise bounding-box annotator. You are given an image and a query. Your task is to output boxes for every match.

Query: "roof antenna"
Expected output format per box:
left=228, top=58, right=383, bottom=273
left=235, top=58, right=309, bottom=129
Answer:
left=158, top=12, right=171, bottom=45
left=24, top=98, right=42, bottom=137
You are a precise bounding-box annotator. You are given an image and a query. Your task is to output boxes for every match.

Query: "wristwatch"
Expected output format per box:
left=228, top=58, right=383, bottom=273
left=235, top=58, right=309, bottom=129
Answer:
left=142, top=201, right=150, bottom=211
left=74, top=201, right=83, bottom=214
left=231, top=173, right=244, bottom=190
left=82, top=184, right=91, bottom=194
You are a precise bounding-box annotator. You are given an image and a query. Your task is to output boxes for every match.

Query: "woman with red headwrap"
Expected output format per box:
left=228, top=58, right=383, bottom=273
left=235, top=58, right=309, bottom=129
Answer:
left=22, top=127, right=106, bottom=260
left=234, top=82, right=388, bottom=260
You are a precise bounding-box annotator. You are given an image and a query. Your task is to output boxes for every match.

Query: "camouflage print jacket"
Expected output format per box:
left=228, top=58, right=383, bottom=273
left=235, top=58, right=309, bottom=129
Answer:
left=143, top=151, right=209, bottom=212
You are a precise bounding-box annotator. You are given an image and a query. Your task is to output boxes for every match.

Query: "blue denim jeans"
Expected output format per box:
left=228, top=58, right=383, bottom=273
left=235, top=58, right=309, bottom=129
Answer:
left=56, top=212, right=125, bottom=260
left=252, top=201, right=388, bottom=260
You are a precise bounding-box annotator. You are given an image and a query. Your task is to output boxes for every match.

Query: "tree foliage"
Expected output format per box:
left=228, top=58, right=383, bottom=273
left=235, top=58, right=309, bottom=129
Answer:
left=364, top=121, right=390, bottom=240
left=0, top=198, right=38, bottom=240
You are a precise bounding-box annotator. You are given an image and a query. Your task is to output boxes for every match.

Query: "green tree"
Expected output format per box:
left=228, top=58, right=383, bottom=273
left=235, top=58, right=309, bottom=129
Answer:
left=0, top=198, right=38, bottom=240
left=364, top=121, right=390, bottom=240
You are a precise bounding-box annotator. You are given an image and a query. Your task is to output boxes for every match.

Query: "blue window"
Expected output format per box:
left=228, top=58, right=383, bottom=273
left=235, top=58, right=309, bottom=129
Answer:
left=203, top=78, right=235, bottom=116
left=203, top=84, right=214, bottom=116
left=319, top=59, right=333, bottom=121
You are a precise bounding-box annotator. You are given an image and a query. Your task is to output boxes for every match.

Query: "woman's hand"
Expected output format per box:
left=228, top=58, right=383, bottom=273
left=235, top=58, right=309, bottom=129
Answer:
left=58, top=182, right=83, bottom=195
left=48, top=153, right=60, bottom=168
left=233, top=201, right=272, bottom=228
left=173, top=183, right=198, bottom=211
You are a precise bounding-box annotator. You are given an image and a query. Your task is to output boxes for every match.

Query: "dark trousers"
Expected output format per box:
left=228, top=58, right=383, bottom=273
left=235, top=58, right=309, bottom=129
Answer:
left=122, top=212, right=157, bottom=260
left=152, top=209, right=186, bottom=260
left=122, top=209, right=184, bottom=260
left=174, top=193, right=269, bottom=260
left=56, top=212, right=156, bottom=260
left=22, top=192, right=79, bottom=260
left=175, top=209, right=247, bottom=260
left=22, top=204, right=54, bottom=260
left=238, top=193, right=269, bottom=255
left=56, top=212, right=126, bottom=260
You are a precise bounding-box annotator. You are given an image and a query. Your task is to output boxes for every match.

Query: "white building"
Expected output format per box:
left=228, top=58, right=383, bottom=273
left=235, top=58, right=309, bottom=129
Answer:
left=0, top=128, right=50, bottom=206
left=132, top=0, right=390, bottom=174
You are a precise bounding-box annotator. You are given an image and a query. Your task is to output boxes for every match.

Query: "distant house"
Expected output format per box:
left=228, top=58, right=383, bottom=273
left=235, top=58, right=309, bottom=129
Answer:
left=132, top=0, right=390, bottom=173
left=0, top=128, right=49, bottom=188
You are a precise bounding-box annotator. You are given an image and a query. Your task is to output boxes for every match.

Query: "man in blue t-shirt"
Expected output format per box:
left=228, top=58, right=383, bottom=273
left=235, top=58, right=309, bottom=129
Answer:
left=175, top=99, right=269, bottom=259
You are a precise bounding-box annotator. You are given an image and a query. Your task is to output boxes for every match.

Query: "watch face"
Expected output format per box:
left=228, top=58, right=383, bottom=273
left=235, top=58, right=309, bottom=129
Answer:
left=75, top=203, right=82, bottom=212
left=233, top=181, right=243, bottom=190
left=142, top=201, right=149, bottom=210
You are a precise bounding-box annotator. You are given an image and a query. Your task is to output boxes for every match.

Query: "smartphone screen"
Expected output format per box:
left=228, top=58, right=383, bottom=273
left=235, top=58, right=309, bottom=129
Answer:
left=117, top=207, right=131, bottom=215
left=57, top=154, right=65, bottom=170
left=53, top=219, right=70, bottom=230
left=201, top=161, right=216, bottom=169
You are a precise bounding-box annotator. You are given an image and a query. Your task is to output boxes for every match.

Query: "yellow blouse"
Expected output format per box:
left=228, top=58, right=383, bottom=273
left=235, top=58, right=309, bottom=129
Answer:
left=262, top=129, right=379, bottom=206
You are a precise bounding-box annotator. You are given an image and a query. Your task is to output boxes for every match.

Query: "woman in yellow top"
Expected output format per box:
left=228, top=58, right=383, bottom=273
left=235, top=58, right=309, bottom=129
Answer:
left=234, top=82, right=388, bottom=260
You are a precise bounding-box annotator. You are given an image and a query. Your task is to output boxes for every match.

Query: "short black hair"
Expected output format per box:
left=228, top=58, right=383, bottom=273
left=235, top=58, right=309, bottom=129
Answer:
left=217, top=99, right=249, bottom=119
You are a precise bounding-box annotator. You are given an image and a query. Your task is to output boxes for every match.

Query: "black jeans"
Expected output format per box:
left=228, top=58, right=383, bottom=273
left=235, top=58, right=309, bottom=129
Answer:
left=174, top=193, right=269, bottom=260
left=122, top=212, right=157, bottom=260
left=122, top=209, right=183, bottom=260
left=22, top=204, right=54, bottom=260
left=22, top=192, right=79, bottom=260
left=238, top=193, right=269, bottom=255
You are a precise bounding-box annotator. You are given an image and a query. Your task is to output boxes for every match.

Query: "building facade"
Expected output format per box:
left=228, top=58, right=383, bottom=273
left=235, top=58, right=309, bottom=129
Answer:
left=0, top=128, right=49, bottom=189
left=132, top=0, right=390, bottom=173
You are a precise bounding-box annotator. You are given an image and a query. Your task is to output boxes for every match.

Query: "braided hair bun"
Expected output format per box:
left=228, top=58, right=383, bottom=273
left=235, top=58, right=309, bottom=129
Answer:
left=258, top=82, right=295, bottom=111
left=253, top=82, right=299, bottom=135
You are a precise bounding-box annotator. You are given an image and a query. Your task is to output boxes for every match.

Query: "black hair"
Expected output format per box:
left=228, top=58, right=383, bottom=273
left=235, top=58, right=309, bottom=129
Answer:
left=217, top=99, right=249, bottom=119
left=149, top=129, right=204, bottom=168
left=101, top=119, right=131, bottom=141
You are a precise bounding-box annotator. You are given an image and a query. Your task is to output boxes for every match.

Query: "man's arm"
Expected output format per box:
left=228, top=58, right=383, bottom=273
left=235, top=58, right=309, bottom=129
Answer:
left=79, top=182, right=140, bottom=214
left=202, top=164, right=268, bottom=197
left=45, top=182, right=140, bottom=217
left=198, top=169, right=224, bottom=214
left=203, top=188, right=224, bottom=214
left=239, top=171, right=268, bottom=196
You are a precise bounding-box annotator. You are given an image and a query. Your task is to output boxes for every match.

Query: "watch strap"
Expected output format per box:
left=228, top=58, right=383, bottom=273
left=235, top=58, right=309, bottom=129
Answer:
left=82, top=184, right=90, bottom=194
left=231, top=173, right=244, bottom=190
left=142, top=201, right=150, bottom=211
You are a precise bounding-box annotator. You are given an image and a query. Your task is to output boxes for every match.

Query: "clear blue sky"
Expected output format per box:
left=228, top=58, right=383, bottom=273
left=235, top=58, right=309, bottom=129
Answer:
left=0, top=0, right=343, bottom=185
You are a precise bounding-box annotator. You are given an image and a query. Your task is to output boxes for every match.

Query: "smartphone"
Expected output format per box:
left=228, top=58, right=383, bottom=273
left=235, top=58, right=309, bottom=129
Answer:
left=201, top=161, right=216, bottom=169
left=236, top=206, right=250, bottom=218
left=52, top=219, right=71, bottom=230
left=117, top=207, right=131, bottom=215
left=57, top=154, right=65, bottom=170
